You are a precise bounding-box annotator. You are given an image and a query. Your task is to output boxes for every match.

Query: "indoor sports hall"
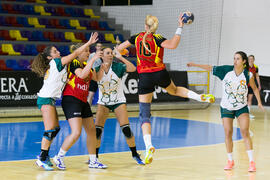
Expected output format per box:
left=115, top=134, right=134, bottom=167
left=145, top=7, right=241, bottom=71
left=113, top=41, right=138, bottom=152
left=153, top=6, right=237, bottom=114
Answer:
left=0, top=0, right=269, bottom=180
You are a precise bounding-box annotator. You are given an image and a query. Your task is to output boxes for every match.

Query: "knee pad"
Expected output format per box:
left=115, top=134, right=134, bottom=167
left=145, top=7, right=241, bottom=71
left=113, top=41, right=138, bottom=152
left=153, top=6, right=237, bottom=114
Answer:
left=96, top=125, right=104, bottom=140
left=121, top=124, right=133, bottom=139
left=43, top=126, right=60, bottom=141
left=139, top=102, right=151, bottom=125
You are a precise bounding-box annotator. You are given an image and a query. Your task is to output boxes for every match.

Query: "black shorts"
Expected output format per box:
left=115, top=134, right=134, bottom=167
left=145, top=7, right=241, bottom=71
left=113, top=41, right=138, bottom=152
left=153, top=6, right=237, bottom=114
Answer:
left=89, top=80, right=98, bottom=92
left=61, top=95, right=93, bottom=119
left=138, top=69, right=171, bottom=94
left=248, top=86, right=253, bottom=95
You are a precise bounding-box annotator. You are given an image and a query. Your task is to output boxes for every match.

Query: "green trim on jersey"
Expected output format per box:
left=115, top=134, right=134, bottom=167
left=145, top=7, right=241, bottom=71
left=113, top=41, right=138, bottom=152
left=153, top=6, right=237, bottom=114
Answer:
left=213, top=65, right=234, bottom=80
left=213, top=65, right=250, bottom=86
left=111, top=62, right=126, bottom=78
left=95, top=62, right=126, bottom=78
left=54, top=58, right=64, bottom=72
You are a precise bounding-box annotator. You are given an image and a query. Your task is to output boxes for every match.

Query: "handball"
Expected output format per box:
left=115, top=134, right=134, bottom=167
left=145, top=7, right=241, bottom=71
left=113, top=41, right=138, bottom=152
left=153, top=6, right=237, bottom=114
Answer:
left=182, top=11, right=194, bottom=25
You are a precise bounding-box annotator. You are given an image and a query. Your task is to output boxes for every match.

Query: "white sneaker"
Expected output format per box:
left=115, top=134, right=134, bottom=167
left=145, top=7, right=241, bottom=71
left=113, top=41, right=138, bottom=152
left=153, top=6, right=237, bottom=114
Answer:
left=88, top=159, right=108, bottom=169
left=53, top=155, right=66, bottom=170
left=144, top=146, right=155, bottom=164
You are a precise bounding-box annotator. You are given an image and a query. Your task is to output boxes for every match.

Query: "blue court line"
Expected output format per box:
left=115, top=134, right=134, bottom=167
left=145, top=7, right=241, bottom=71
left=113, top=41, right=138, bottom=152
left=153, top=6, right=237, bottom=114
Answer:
left=0, top=117, right=242, bottom=161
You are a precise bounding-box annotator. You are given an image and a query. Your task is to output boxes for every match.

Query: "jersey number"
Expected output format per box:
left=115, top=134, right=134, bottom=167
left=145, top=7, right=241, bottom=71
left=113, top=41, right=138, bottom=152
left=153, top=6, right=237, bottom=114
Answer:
left=139, top=41, right=152, bottom=57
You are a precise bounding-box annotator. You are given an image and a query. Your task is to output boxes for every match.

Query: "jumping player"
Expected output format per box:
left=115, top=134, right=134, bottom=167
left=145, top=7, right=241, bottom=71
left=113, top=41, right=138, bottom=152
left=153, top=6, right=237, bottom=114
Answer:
left=117, top=14, right=215, bottom=164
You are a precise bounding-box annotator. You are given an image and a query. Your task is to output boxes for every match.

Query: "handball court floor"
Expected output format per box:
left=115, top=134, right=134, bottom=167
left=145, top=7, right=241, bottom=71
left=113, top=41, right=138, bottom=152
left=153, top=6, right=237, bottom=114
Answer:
left=0, top=104, right=269, bottom=180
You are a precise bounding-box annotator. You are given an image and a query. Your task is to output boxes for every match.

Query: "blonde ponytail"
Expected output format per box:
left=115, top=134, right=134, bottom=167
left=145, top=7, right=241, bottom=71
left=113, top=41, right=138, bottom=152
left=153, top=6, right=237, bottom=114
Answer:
left=142, top=15, right=159, bottom=54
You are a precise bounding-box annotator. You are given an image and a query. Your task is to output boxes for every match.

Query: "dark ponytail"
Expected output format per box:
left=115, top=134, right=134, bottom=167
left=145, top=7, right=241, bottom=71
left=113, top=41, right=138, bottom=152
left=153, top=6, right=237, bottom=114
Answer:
left=235, top=51, right=249, bottom=71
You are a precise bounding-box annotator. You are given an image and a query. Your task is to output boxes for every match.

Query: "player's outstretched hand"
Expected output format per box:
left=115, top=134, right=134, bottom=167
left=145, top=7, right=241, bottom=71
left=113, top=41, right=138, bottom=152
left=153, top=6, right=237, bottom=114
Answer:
left=88, top=32, right=99, bottom=45
left=178, top=13, right=184, bottom=28
left=187, top=62, right=196, bottom=67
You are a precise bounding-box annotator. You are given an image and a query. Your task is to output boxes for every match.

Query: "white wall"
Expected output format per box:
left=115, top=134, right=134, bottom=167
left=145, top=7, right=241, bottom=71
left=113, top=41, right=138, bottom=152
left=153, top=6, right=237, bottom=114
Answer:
left=101, top=0, right=269, bottom=98
left=216, top=0, right=270, bottom=97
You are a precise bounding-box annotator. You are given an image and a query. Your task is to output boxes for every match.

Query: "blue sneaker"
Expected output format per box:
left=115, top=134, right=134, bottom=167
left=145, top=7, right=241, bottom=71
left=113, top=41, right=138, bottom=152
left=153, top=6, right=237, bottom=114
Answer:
left=36, top=159, right=54, bottom=171
left=133, top=155, right=145, bottom=165
left=53, top=155, right=66, bottom=170
left=88, top=159, right=108, bottom=169
left=46, top=156, right=53, bottom=167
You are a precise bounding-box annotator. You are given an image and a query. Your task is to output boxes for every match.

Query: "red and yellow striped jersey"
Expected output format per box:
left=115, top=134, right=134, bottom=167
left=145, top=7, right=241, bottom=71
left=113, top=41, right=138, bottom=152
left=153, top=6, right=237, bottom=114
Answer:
left=128, top=32, right=167, bottom=73
left=63, top=59, right=92, bottom=103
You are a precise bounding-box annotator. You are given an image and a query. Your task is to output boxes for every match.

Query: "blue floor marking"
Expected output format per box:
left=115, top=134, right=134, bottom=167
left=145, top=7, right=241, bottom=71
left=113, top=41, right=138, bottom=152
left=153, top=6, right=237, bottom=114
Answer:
left=0, top=117, right=242, bottom=161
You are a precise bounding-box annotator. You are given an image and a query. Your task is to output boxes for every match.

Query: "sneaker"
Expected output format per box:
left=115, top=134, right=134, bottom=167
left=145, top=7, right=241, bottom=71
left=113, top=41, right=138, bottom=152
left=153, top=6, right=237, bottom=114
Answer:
left=89, top=159, right=108, bottom=169
left=53, top=155, right=66, bottom=170
left=36, top=159, right=54, bottom=171
left=248, top=161, right=256, bottom=172
left=224, top=160, right=234, bottom=170
left=201, top=94, right=215, bottom=103
left=144, top=146, right=155, bottom=164
left=133, top=155, right=145, bottom=165
left=46, top=156, right=53, bottom=167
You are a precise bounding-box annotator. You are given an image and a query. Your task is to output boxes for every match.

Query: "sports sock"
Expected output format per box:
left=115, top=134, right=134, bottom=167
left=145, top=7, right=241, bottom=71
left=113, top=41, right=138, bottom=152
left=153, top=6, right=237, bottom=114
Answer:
left=187, top=90, right=202, bottom=102
left=40, top=149, right=48, bottom=161
left=143, top=134, right=152, bottom=149
left=129, top=146, right=138, bottom=157
left=57, top=148, right=67, bottom=157
left=89, top=154, right=97, bottom=162
left=247, top=150, right=254, bottom=162
left=227, top=153, right=233, bottom=161
left=96, top=148, right=100, bottom=158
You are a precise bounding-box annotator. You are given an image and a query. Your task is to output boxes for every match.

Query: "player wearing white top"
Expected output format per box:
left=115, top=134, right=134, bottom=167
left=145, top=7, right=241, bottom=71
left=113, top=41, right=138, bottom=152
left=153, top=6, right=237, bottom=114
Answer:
left=31, top=32, right=99, bottom=171
left=187, top=51, right=264, bottom=172
left=94, top=47, right=144, bottom=165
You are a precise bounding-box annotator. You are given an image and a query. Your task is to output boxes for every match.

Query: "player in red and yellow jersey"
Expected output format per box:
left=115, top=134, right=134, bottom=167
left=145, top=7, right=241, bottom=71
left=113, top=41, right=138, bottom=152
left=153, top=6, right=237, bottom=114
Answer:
left=53, top=34, right=107, bottom=170
left=247, top=55, right=261, bottom=119
left=117, top=14, right=215, bottom=164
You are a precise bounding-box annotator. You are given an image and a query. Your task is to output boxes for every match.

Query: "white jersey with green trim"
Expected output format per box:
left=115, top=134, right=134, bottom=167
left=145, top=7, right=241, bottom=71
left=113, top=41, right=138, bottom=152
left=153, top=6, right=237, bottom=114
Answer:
left=97, top=62, right=127, bottom=105
left=213, top=65, right=253, bottom=110
left=37, top=58, right=67, bottom=98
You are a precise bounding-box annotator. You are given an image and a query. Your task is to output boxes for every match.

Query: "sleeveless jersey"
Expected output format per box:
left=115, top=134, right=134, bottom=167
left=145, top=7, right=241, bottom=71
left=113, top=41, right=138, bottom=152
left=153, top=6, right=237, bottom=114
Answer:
left=213, top=65, right=253, bottom=110
left=62, top=59, right=92, bottom=103
left=128, top=32, right=167, bottom=73
left=95, top=62, right=126, bottom=105
left=37, top=58, right=67, bottom=98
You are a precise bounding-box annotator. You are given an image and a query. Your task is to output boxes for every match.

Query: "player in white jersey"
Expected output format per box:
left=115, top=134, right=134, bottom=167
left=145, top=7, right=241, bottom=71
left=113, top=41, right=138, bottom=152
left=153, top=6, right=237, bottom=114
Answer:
left=93, top=47, right=144, bottom=165
left=187, top=51, right=264, bottom=172
left=31, top=32, right=99, bottom=171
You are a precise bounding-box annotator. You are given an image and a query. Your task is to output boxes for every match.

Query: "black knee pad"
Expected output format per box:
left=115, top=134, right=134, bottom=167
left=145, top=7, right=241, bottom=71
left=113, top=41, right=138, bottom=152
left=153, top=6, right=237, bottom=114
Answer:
left=96, top=125, right=104, bottom=140
left=43, top=126, right=60, bottom=141
left=121, top=124, right=133, bottom=139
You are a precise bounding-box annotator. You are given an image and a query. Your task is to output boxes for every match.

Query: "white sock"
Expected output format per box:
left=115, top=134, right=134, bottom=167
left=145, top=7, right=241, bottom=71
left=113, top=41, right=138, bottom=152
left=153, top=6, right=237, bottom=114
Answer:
left=57, top=148, right=67, bottom=157
left=187, top=90, right=201, bottom=102
left=227, top=153, right=233, bottom=161
left=143, top=134, right=152, bottom=149
left=247, top=150, right=254, bottom=162
left=89, top=154, right=97, bottom=162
